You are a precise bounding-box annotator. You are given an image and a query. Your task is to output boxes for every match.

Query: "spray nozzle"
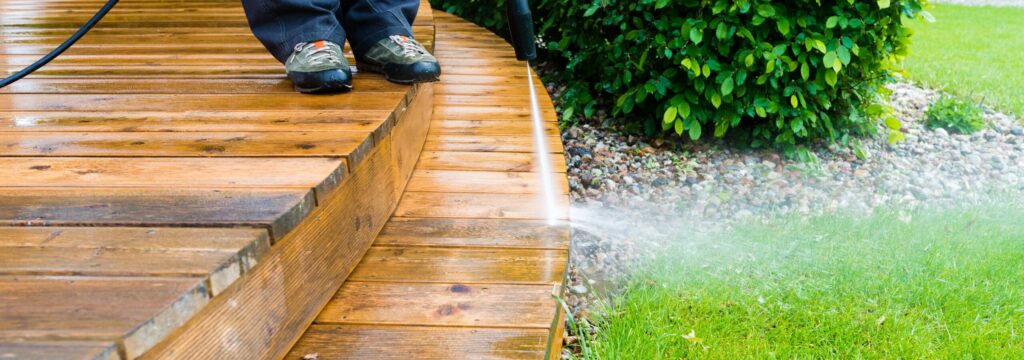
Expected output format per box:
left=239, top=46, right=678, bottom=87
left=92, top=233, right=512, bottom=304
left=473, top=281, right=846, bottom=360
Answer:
left=507, top=0, right=537, bottom=62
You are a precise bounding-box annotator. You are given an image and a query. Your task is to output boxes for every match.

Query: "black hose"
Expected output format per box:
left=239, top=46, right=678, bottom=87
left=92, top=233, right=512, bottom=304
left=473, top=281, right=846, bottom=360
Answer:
left=0, top=0, right=119, bottom=89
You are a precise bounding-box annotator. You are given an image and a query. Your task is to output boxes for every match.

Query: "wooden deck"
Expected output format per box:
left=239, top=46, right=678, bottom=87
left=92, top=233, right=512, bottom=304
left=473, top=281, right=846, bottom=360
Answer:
left=0, top=1, right=568, bottom=359
left=284, top=12, right=571, bottom=359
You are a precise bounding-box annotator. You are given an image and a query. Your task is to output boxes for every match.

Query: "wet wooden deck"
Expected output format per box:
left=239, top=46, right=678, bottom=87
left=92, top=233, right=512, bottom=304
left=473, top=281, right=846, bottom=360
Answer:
left=285, top=12, right=571, bottom=359
left=0, top=1, right=568, bottom=359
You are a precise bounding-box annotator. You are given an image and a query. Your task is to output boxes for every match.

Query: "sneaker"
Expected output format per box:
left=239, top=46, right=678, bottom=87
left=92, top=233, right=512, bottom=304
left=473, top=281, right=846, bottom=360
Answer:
left=358, top=35, right=441, bottom=84
left=285, top=40, right=352, bottom=94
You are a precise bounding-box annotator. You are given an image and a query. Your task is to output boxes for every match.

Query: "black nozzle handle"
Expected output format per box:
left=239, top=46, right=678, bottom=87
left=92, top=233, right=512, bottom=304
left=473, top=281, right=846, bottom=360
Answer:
left=507, top=0, right=537, bottom=61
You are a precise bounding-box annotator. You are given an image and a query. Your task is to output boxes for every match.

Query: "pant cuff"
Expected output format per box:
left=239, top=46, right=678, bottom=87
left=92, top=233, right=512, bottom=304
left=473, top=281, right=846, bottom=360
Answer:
left=350, top=25, right=414, bottom=60
left=271, top=24, right=347, bottom=63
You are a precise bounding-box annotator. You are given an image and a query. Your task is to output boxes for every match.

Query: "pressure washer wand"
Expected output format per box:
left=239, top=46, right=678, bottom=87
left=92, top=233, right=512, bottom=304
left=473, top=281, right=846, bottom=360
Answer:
left=506, top=0, right=537, bottom=62
left=0, top=0, right=119, bottom=89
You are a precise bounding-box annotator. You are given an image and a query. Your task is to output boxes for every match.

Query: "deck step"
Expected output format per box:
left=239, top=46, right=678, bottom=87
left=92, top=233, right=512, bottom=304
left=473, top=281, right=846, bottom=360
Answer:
left=286, top=11, right=571, bottom=359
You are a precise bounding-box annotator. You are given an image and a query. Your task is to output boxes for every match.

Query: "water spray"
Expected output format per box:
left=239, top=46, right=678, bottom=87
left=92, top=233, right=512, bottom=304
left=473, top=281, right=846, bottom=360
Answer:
left=506, top=0, right=558, bottom=225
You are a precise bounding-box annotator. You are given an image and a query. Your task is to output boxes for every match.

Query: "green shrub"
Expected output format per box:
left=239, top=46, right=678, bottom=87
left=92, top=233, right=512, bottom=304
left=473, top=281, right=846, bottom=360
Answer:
left=924, top=95, right=986, bottom=133
left=432, top=0, right=928, bottom=148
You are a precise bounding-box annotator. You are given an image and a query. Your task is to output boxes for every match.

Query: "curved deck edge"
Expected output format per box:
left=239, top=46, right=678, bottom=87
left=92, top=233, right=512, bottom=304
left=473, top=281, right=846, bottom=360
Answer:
left=286, top=10, right=572, bottom=360
left=140, top=83, right=434, bottom=360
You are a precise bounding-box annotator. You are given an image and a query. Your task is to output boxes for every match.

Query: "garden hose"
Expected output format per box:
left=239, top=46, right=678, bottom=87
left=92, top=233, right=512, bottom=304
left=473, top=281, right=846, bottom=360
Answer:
left=0, top=0, right=119, bottom=89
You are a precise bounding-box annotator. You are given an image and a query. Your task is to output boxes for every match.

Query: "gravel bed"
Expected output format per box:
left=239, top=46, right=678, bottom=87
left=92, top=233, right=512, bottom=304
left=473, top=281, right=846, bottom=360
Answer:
left=558, top=81, right=1024, bottom=326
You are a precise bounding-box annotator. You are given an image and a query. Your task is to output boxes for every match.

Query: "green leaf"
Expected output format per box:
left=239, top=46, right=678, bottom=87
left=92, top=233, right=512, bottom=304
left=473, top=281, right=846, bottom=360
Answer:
left=777, top=18, right=790, bottom=35
left=826, top=16, right=839, bottom=29
left=884, top=116, right=902, bottom=130
left=689, top=123, right=702, bottom=140
left=677, top=101, right=691, bottom=118
left=823, top=51, right=837, bottom=68
left=887, top=130, right=905, bottom=144
left=663, top=107, right=678, bottom=123
left=716, top=22, right=729, bottom=39
left=721, top=76, right=735, bottom=96
left=711, top=93, right=722, bottom=108
left=745, top=54, right=755, bottom=67
left=837, top=46, right=851, bottom=65
left=791, top=94, right=799, bottom=108
left=756, top=4, right=775, bottom=17
left=583, top=5, right=599, bottom=17
left=689, top=28, right=703, bottom=44
left=655, top=0, right=670, bottom=9
left=878, top=0, right=891, bottom=9
left=702, top=64, right=711, bottom=78
left=825, top=70, right=838, bottom=87
left=674, top=118, right=684, bottom=135
left=800, top=62, right=810, bottom=80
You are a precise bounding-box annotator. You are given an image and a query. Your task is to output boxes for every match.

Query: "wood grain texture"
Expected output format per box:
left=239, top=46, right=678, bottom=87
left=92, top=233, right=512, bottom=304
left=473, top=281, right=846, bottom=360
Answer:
left=417, top=151, right=567, bottom=172
left=406, top=170, right=569, bottom=194
left=287, top=325, right=549, bottom=360
left=0, top=157, right=346, bottom=198
left=140, top=122, right=407, bottom=360
left=394, top=192, right=569, bottom=220
left=316, top=282, right=557, bottom=327
left=349, top=247, right=567, bottom=285
left=376, top=218, right=569, bottom=249
left=0, top=340, right=120, bottom=360
left=287, top=9, right=569, bottom=359
left=0, top=188, right=313, bottom=240
left=0, top=276, right=208, bottom=358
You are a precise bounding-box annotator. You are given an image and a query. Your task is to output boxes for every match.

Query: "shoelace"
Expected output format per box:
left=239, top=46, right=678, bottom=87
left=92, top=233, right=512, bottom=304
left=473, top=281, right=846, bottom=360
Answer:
left=389, top=35, right=426, bottom=57
left=294, top=41, right=343, bottom=67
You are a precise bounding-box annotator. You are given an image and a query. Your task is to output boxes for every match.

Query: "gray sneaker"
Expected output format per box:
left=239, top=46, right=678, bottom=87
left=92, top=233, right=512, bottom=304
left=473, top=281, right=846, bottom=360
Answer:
left=285, top=40, right=352, bottom=94
left=358, top=35, right=441, bottom=84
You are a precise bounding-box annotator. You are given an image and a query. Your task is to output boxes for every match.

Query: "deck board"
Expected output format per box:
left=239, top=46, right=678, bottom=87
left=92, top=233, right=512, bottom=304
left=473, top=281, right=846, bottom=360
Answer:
left=0, top=0, right=432, bottom=358
left=288, top=11, right=570, bottom=359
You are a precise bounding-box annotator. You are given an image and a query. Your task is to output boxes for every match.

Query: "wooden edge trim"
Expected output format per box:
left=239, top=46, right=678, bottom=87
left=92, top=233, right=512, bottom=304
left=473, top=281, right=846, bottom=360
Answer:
left=138, top=84, right=435, bottom=360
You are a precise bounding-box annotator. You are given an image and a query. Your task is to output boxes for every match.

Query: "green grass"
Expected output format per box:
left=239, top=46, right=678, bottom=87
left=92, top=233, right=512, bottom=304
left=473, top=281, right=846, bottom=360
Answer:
left=578, top=201, right=1024, bottom=359
left=904, top=4, right=1024, bottom=116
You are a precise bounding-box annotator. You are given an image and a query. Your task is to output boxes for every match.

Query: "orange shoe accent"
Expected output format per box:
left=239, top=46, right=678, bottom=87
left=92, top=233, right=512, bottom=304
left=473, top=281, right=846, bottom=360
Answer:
left=399, top=35, right=410, bottom=42
left=314, top=40, right=325, bottom=49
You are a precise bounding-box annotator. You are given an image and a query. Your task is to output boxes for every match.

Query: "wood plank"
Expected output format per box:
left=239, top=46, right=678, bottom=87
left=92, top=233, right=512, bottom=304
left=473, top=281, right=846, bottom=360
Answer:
left=394, top=192, right=569, bottom=220
left=0, top=157, right=346, bottom=197
left=418, top=151, right=566, bottom=172
left=423, top=134, right=562, bottom=153
left=287, top=325, right=548, bottom=360
left=0, top=110, right=391, bottom=132
left=0, top=247, right=236, bottom=278
left=0, top=227, right=267, bottom=253
left=0, top=131, right=371, bottom=160
left=0, top=276, right=208, bottom=358
left=348, top=247, right=567, bottom=284
left=428, top=120, right=559, bottom=136
left=434, top=105, right=557, bottom=121
left=0, top=340, right=119, bottom=360
left=0, top=94, right=403, bottom=112
left=0, top=188, right=313, bottom=240
left=377, top=218, right=569, bottom=249
left=0, top=227, right=270, bottom=289
left=406, top=170, right=569, bottom=194
left=316, top=282, right=556, bottom=327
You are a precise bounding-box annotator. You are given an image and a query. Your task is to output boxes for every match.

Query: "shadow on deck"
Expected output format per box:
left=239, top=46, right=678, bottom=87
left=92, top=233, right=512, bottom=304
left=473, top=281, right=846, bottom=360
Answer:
left=0, top=1, right=568, bottom=359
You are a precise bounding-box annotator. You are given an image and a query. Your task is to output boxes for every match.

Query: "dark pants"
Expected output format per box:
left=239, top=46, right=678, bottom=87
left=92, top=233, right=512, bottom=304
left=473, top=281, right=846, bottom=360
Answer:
left=241, top=0, right=419, bottom=63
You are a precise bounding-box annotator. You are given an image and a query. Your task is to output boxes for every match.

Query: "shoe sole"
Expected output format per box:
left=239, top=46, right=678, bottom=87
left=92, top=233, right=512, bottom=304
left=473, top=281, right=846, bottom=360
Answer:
left=294, top=83, right=353, bottom=94
left=357, top=61, right=441, bottom=84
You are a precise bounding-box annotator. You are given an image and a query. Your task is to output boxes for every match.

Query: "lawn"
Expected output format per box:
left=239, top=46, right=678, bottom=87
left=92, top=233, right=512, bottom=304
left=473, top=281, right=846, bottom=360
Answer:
left=904, top=4, right=1024, bottom=116
left=576, top=200, right=1024, bottom=359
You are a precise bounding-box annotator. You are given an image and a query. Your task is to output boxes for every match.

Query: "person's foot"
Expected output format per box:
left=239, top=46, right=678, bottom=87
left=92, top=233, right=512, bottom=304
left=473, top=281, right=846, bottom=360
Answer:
left=358, top=35, right=441, bottom=84
left=285, top=40, right=352, bottom=94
